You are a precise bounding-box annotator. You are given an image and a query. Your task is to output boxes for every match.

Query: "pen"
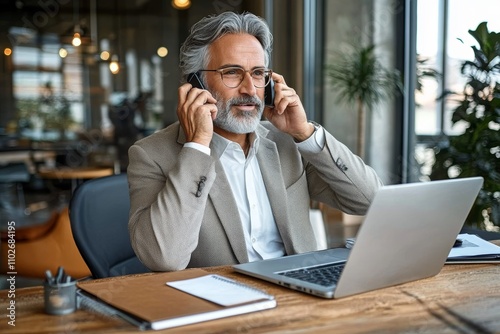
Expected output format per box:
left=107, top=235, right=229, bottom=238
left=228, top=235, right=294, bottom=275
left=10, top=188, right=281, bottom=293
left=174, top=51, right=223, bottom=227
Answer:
left=45, top=270, right=54, bottom=284
left=55, top=266, right=64, bottom=284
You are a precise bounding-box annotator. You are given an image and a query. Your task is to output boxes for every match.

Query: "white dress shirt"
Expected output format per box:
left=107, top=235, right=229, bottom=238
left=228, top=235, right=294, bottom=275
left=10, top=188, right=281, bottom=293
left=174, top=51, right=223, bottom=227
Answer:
left=184, top=123, right=325, bottom=261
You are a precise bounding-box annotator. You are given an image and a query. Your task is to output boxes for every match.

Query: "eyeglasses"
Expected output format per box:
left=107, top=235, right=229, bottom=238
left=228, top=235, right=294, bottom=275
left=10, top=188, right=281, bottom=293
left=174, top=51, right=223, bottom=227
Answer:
left=199, top=67, right=272, bottom=88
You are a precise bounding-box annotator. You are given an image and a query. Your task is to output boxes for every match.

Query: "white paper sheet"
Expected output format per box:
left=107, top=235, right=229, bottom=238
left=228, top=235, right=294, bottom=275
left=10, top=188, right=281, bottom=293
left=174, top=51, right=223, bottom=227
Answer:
left=167, top=274, right=274, bottom=307
left=448, top=233, right=500, bottom=258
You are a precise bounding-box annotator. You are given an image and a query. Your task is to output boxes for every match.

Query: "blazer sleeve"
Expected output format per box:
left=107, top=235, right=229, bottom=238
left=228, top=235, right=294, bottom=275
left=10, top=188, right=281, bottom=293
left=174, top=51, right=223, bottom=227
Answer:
left=127, top=142, right=217, bottom=272
left=300, top=127, right=383, bottom=214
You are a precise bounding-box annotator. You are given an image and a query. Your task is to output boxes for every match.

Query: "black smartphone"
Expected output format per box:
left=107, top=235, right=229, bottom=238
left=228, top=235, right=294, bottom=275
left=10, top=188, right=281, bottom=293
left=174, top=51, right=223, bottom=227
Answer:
left=187, top=72, right=206, bottom=89
left=265, top=79, right=275, bottom=107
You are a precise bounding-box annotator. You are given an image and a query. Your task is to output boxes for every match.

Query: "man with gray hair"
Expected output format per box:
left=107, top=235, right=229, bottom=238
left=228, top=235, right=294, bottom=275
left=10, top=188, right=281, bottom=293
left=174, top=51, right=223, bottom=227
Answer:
left=127, top=11, right=382, bottom=271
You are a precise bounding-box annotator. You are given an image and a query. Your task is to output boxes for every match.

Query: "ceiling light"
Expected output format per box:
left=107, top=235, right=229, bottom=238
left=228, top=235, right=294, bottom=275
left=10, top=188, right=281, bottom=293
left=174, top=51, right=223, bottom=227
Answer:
left=157, top=46, right=168, bottom=57
left=72, top=32, right=81, bottom=47
left=4, top=48, right=12, bottom=56
left=109, top=55, right=120, bottom=74
left=100, top=50, right=110, bottom=61
left=59, top=48, right=68, bottom=58
left=172, top=0, right=191, bottom=10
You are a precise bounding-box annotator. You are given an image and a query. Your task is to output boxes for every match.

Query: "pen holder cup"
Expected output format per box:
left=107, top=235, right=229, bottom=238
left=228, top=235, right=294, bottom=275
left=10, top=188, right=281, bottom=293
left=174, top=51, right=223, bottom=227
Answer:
left=44, top=280, right=77, bottom=315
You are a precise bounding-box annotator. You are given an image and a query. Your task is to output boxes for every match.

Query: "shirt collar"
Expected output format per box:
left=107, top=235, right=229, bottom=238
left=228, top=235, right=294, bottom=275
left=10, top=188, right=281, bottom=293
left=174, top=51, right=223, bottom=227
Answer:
left=212, top=131, right=260, bottom=160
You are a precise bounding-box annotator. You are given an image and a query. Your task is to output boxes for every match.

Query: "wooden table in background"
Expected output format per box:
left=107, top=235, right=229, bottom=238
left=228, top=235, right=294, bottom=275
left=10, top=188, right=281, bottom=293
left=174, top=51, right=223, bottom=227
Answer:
left=1, top=245, right=499, bottom=333
left=38, top=166, right=114, bottom=192
left=0, top=150, right=56, bottom=174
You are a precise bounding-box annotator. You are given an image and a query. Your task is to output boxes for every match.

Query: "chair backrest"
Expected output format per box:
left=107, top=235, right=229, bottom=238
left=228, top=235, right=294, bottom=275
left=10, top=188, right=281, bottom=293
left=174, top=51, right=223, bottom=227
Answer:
left=69, top=173, right=150, bottom=278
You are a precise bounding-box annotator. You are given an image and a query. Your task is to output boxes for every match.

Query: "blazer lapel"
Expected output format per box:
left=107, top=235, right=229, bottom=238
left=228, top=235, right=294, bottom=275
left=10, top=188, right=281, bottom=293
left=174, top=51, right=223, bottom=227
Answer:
left=256, top=138, right=295, bottom=255
left=208, top=155, right=249, bottom=263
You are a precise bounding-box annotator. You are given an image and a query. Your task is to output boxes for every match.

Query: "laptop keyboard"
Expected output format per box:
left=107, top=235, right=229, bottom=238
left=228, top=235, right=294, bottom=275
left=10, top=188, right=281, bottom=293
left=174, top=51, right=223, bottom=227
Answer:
left=278, top=263, right=345, bottom=287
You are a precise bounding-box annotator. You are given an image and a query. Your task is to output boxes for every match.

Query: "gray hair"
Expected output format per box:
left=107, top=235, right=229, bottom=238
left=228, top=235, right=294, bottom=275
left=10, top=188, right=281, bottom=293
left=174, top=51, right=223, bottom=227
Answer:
left=179, top=11, right=273, bottom=83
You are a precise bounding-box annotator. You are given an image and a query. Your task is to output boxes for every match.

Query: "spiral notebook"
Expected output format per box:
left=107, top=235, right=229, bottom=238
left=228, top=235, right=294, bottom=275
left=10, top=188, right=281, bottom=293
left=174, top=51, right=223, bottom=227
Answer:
left=167, top=274, right=274, bottom=306
left=77, top=268, right=276, bottom=330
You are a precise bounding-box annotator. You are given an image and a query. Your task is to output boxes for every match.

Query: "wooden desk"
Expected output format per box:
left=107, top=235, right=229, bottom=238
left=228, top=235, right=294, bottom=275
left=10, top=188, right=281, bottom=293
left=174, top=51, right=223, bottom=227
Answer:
left=1, top=259, right=499, bottom=333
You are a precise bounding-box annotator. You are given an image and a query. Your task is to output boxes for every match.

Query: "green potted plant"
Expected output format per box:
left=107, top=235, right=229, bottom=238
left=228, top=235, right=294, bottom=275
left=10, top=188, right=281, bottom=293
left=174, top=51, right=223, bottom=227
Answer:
left=429, top=22, right=500, bottom=229
left=325, top=44, right=403, bottom=159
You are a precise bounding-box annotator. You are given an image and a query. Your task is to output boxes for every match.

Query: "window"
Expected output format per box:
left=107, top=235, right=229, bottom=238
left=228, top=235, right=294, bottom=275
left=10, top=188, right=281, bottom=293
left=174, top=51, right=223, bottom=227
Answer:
left=10, top=27, right=83, bottom=140
left=414, top=0, right=500, bottom=179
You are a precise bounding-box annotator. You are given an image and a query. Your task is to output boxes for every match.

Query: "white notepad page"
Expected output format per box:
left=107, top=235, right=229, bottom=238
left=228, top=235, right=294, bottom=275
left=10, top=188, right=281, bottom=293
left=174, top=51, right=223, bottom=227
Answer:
left=448, top=233, right=500, bottom=258
left=167, top=274, right=274, bottom=307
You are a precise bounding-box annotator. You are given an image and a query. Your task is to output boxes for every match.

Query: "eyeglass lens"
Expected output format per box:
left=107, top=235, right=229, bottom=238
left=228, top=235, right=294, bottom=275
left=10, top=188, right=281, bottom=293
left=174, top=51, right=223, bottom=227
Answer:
left=220, top=68, right=271, bottom=88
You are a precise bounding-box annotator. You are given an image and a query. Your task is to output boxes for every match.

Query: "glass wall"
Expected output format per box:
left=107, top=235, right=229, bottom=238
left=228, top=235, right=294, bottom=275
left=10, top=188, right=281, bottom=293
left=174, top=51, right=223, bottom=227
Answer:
left=414, top=0, right=500, bottom=229
left=323, top=0, right=404, bottom=184
left=415, top=0, right=500, bottom=138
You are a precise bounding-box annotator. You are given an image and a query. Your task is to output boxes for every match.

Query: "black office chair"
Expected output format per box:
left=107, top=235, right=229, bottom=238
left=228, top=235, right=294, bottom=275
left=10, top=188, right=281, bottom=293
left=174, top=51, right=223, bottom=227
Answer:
left=69, top=173, right=150, bottom=278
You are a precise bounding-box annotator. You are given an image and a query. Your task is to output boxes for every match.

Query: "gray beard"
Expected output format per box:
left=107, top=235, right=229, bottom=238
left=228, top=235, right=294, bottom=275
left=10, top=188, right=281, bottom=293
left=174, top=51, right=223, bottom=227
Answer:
left=212, top=93, right=264, bottom=134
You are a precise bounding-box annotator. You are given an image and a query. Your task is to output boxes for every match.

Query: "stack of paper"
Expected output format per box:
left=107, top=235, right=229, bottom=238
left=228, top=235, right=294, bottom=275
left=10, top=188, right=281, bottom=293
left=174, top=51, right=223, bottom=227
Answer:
left=345, top=233, right=500, bottom=263
left=446, top=233, right=500, bottom=263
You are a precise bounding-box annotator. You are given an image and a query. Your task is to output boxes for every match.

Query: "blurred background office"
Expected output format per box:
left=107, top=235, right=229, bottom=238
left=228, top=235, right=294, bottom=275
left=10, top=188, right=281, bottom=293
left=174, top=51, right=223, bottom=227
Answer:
left=0, top=0, right=499, bottom=285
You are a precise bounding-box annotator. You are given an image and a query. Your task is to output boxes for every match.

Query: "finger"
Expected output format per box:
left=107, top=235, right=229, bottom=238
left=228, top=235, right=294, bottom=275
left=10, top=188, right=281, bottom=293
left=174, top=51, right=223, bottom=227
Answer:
left=180, top=86, right=216, bottom=111
left=209, top=105, right=218, bottom=120
left=178, top=83, right=192, bottom=104
left=271, top=72, right=286, bottom=85
left=191, top=88, right=217, bottom=105
left=273, top=85, right=297, bottom=114
left=177, top=89, right=211, bottom=127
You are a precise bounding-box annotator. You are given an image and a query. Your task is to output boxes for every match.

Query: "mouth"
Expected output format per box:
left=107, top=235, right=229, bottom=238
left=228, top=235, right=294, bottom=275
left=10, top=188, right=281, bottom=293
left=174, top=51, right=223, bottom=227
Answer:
left=233, top=103, right=257, bottom=111
left=227, top=95, right=263, bottom=113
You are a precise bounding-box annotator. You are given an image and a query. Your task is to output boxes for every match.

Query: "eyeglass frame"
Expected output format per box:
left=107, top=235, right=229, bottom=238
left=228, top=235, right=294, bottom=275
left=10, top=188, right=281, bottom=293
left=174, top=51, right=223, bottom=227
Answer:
left=198, top=66, right=273, bottom=88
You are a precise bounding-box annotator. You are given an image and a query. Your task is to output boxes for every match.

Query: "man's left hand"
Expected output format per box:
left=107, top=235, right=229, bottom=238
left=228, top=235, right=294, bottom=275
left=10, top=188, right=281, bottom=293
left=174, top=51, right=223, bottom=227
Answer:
left=263, top=72, right=314, bottom=142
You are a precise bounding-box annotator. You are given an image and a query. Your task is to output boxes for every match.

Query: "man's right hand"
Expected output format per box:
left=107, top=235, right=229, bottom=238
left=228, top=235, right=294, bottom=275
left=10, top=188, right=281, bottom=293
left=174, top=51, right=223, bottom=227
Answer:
left=177, top=83, right=218, bottom=147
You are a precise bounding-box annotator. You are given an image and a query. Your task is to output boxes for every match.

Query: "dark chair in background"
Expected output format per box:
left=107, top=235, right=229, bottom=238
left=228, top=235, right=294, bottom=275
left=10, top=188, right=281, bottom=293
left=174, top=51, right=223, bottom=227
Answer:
left=0, top=162, right=30, bottom=215
left=69, top=173, right=150, bottom=278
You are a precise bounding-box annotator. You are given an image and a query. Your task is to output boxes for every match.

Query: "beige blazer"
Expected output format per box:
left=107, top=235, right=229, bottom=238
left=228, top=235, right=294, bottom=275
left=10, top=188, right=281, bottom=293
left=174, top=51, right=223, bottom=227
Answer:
left=127, top=122, right=382, bottom=271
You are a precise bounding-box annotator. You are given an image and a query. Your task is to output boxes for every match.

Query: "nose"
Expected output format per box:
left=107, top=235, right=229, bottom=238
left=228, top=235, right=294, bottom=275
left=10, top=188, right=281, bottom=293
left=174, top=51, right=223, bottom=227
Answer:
left=238, top=72, right=257, bottom=96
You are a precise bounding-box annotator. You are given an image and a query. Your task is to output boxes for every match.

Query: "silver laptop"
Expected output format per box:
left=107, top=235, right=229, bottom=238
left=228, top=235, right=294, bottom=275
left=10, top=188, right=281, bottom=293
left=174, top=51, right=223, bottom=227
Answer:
left=233, top=177, right=484, bottom=299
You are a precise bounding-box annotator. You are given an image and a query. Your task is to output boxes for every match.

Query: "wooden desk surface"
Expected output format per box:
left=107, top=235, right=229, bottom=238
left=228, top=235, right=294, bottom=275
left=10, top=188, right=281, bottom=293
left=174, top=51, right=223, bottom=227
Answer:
left=1, top=259, right=499, bottom=334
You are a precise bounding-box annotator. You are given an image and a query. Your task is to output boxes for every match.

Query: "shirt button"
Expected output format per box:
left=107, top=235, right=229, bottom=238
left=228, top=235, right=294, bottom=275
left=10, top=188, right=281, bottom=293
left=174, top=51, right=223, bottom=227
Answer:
left=252, top=238, right=256, bottom=243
